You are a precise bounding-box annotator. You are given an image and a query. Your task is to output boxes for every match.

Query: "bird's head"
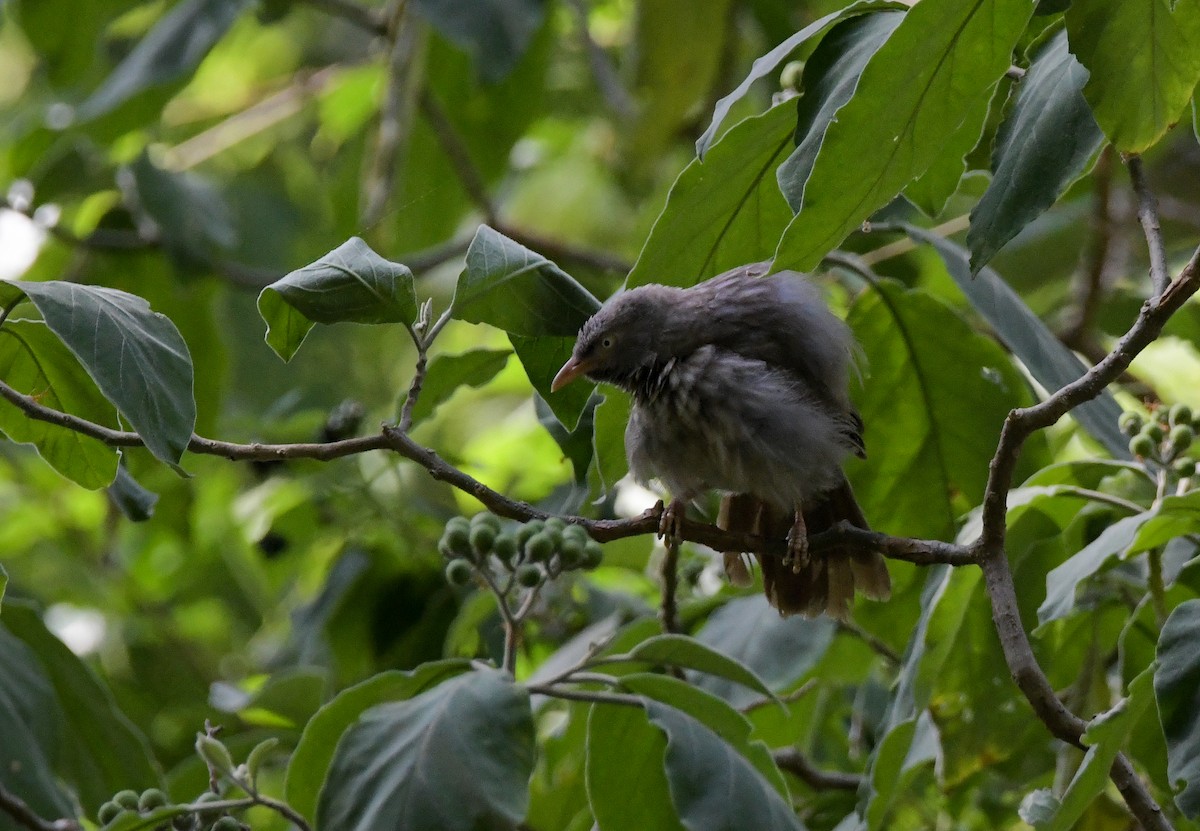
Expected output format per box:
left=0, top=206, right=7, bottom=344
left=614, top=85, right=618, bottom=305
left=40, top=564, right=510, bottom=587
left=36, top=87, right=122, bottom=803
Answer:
left=551, top=285, right=674, bottom=392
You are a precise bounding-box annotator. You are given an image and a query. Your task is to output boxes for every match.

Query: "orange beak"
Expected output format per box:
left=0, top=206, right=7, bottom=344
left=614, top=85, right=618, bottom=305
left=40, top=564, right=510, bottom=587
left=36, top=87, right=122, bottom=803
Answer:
left=551, top=355, right=590, bottom=392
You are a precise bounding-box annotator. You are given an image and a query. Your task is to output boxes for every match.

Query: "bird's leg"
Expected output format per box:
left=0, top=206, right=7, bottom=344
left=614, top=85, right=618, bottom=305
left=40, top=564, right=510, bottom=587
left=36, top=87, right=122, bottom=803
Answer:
left=657, top=498, right=687, bottom=544
left=785, top=506, right=809, bottom=574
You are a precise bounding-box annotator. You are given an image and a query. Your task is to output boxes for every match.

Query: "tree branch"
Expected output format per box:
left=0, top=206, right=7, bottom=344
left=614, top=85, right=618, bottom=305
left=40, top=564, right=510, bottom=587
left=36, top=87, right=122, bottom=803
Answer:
left=1127, top=155, right=1170, bottom=297
left=773, top=749, right=863, bottom=792
left=0, top=782, right=79, bottom=831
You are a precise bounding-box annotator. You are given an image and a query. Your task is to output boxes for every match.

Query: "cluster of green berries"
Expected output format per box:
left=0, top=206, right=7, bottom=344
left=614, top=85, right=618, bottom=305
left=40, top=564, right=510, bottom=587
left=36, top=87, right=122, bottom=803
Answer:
left=96, top=788, right=243, bottom=831
left=1120, top=404, right=1197, bottom=476
left=440, top=513, right=603, bottom=588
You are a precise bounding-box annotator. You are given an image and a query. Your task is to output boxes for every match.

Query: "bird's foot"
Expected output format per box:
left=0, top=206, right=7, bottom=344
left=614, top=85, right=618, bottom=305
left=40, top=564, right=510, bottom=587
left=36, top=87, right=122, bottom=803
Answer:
left=658, top=498, right=687, bottom=545
left=784, top=510, right=809, bottom=574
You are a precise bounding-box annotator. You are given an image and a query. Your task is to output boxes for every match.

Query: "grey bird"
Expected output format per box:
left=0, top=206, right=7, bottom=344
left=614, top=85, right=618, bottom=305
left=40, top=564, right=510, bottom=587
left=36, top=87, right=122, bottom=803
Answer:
left=551, top=262, right=890, bottom=618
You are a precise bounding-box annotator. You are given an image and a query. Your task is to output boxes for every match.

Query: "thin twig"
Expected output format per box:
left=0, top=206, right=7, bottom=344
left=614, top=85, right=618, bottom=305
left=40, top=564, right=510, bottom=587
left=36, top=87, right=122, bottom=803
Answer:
left=773, top=749, right=863, bottom=791
left=1127, top=155, right=1170, bottom=297
left=419, top=90, right=497, bottom=223
left=659, top=538, right=681, bottom=634
left=835, top=619, right=901, bottom=666
left=0, top=782, right=79, bottom=831
left=397, top=300, right=433, bottom=432
left=739, top=679, right=816, bottom=714
left=1062, top=146, right=1126, bottom=352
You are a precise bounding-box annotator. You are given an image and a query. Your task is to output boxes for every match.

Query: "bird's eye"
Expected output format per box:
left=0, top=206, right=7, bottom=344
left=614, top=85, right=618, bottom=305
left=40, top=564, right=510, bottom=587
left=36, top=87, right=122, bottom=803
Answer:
left=601, top=337, right=613, bottom=349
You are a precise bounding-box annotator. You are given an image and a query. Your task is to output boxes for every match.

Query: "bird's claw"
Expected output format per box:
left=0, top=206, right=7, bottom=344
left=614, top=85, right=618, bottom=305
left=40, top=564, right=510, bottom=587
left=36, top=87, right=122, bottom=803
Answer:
left=658, top=498, right=686, bottom=545
left=785, top=510, right=809, bottom=574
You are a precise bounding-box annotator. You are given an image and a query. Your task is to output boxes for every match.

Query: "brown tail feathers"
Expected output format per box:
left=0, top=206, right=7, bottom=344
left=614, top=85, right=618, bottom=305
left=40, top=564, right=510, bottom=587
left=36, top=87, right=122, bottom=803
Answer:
left=718, top=480, right=890, bottom=619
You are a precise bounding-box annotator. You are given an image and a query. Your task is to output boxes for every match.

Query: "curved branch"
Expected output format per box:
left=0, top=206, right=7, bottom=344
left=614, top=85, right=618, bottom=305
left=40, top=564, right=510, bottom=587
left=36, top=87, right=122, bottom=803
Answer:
left=773, top=749, right=863, bottom=792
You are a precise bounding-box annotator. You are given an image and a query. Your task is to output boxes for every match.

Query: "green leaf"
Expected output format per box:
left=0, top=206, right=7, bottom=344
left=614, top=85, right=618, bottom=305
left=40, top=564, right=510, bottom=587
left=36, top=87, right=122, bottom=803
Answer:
left=401, top=348, right=511, bottom=425
left=0, top=280, right=196, bottom=467
left=847, top=281, right=1032, bottom=541
left=75, top=0, right=252, bottom=121
left=0, top=565, right=5, bottom=613
left=862, top=714, right=939, bottom=828
left=129, top=153, right=236, bottom=267
left=1156, top=599, right=1200, bottom=817
left=413, top=0, right=545, bottom=83
left=902, top=226, right=1129, bottom=459
left=106, top=465, right=159, bottom=521
left=258, top=237, right=418, bottom=362
left=691, top=595, right=835, bottom=707
left=618, top=674, right=788, bottom=798
left=1126, top=490, right=1200, bottom=555
left=774, top=0, right=1034, bottom=270
left=0, top=319, right=119, bottom=488
left=2, top=601, right=160, bottom=813
left=904, top=80, right=992, bottom=218
left=285, top=659, right=471, bottom=824
left=453, top=225, right=600, bottom=338
left=245, top=737, right=280, bottom=790
left=586, top=702, right=684, bottom=831
left=695, top=0, right=907, bottom=156
left=624, top=634, right=775, bottom=700
left=628, top=103, right=795, bottom=290
left=591, top=391, right=631, bottom=494
left=1065, top=0, right=1200, bottom=152
left=968, top=30, right=1105, bottom=271
left=644, top=700, right=805, bottom=831
left=510, top=334, right=593, bottom=431
left=1038, top=512, right=1151, bottom=625
left=317, top=668, right=532, bottom=831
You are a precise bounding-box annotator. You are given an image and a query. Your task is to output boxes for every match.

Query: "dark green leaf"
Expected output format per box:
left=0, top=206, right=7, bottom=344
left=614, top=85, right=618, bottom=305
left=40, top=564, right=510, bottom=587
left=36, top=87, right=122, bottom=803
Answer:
left=862, top=714, right=939, bottom=827
left=285, top=659, right=471, bottom=824
left=628, top=104, right=795, bottom=290
left=905, top=81, right=992, bottom=217
left=968, top=30, right=1104, bottom=271
left=453, top=225, right=599, bottom=338
left=3, top=601, right=159, bottom=813
left=258, top=237, right=418, bottom=362
left=106, top=464, right=158, bottom=521
left=0, top=319, right=119, bottom=488
left=586, top=703, right=684, bottom=831
left=1065, top=0, right=1200, bottom=152
left=1038, top=512, right=1150, bottom=625
left=510, top=334, right=592, bottom=430
left=696, top=0, right=907, bottom=156
left=75, top=0, right=252, bottom=121
left=644, top=700, right=805, bottom=831
left=847, top=281, right=1032, bottom=541
left=903, top=226, right=1129, bottom=459
left=692, top=595, right=835, bottom=707
left=129, top=153, right=237, bottom=267
left=775, top=0, right=1033, bottom=270
left=402, top=348, right=512, bottom=424
left=1156, top=599, right=1200, bottom=817
left=1, top=280, right=196, bottom=467
left=626, top=634, right=774, bottom=700
left=317, top=668, right=533, bottom=831
left=591, top=391, right=630, bottom=495
left=414, top=0, right=545, bottom=83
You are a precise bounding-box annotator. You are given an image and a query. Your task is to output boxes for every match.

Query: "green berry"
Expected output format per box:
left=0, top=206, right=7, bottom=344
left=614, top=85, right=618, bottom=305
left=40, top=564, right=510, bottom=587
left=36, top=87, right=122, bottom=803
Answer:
left=1130, top=434, right=1156, bottom=458
left=1155, top=408, right=1171, bottom=425
left=581, top=541, right=603, bottom=570
left=172, top=813, right=198, bottom=831
left=469, top=524, right=496, bottom=555
left=443, top=519, right=472, bottom=557
left=516, top=521, right=544, bottom=552
left=1174, top=457, right=1197, bottom=477
left=445, top=559, right=474, bottom=586
left=471, top=512, right=501, bottom=532
left=492, top=533, right=517, bottom=563
left=544, top=517, right=566, bottom=532
left=1170, top=404, right=1194, bottom=428
left=1118, top=411, right=1144, bottom=436
left=1144, top=423, right=1165, bottom=442
left=559, top=539, right=584, bottom=569
left=525, top=532, right=554, bottom=562
left=114, top=790, right=141, bottom=811
left=98, top=802, right=123, bottom=824
left=139, top=789, right=169, bottom=812
left=516, top=564, right=543, bottom=588
left=211, top=817, right=241, bottom=831
left=1170, top=424, right=1194, bottom=453
left=562, top=523, right=589, bottom=544
left=438, top=537, right=456, bottom=559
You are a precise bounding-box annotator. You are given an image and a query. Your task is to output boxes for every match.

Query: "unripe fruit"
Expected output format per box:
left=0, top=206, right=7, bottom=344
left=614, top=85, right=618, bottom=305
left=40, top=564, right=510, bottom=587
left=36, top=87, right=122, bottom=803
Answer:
left=581, top=541, right=603, bottom=570
left=525, top=532, right=554, bottom=562
left=516, top=564, right=543, bottom=588
left=544, top=517, right=566, bottom=533
left=1130, top=434, right=1156, bottom=458
left=113, top=790, right=141, bottom=811
left=1170, top=424, right=1194, bottom=453
left=194, top=792, right=223, bottom=820
left=1170, top=404, right=1194, bottom=428
left=1175, top=457, right=1197, bottom=478
left=562, top=523, right=589, bottom=544
left=471, top=512, right=501, bottom=533
left=139, top=789, right=169, bottom=812
left=492, top=534, right=517, bottom=563
left=1155, top=408, right=1171, bottom=425
left=1118, top=411, right=1144, bottom=437
left=469, top=524, right=496, bottom=555
left=1144, top=423, right=1165, bottom=442
left=172, top=814, right=198, bottom=831
left=211, top=817, right=241, bottom=831
left=98, top=802, right=122, bottom=824
left=516, top=520, right=544, bottom=552
left=445, top=559, right=474, bottom=586
left=559, top=539, right=584, bottom=569
left=443, top=519, right=472, bottom=557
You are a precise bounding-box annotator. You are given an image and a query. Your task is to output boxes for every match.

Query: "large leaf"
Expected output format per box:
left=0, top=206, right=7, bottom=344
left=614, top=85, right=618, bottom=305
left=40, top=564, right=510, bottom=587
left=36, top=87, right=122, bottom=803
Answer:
left=75, top=0, right=252, bottom=121
left=586, top=702, right=684, bottom=831
left=903, top=226, right=1129, bottom=459
left=259, top=237, right=419, bottom=362
left=903, top=76, right=993, bottom=218
left=0, top=320, right=119, bottom=488
left=644, top=700, right=806, bottom=831
left=453, top=225, right=599, bottom=338
left=2, top=602, right=160, bottom=812
left=695, top=0, right=907, bottom=156
left=285, top=659, right=470, bottom=824
left=129, top=153, right=237, bottom=267
left=1156, top=599, right=1200, bottom=818
left=401, top=348, right=512, bottom=425
left=623, top=634, right=774, bottom=700
left=1065, top=0, right=1200, bottom=152
left=413, top=0, right=545, bottom=83
left=317, top=668, right=534, bottom=831
left=627, top=103, right=795, bottom=290
left=846, top=281, right=1032, bottom=541
left=774, top=0, right=1034, bottom=271
left=968, top=30, right=1105, bottom=271
left=0, top=280, right=196, bottom=466
left=510, top=334, right=593, bottom=431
